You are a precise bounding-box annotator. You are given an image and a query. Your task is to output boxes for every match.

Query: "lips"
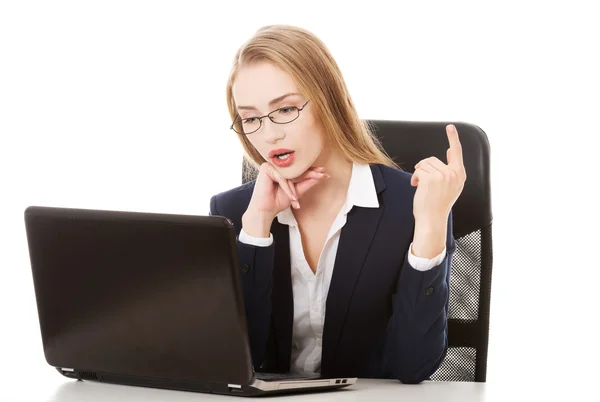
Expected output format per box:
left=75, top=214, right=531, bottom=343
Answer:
left=269, top=149, right=295, bottom=158
left=271, top=151, right=295, bottom=167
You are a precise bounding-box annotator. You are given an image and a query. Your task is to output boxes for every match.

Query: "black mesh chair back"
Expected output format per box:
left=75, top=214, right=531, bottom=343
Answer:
left=241, top=120, right=493, bottom=382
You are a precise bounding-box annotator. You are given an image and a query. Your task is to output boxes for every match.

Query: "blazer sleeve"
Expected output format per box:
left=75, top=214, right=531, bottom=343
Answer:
left=209, top=194, right=275, bottom=369
left=382, top=209, right=457, bottom=384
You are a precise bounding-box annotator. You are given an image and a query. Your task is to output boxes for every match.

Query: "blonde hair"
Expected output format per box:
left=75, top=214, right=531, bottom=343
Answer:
left=225, top=25, right=403, bottom=181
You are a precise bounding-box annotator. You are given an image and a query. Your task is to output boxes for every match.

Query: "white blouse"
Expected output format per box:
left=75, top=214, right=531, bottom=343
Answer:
left=238, top=162, right=446, bottom=374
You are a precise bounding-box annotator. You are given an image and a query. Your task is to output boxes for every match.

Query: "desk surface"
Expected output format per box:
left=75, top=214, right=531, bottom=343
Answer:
left=10, top=376, right=588, bottom=401
left=27, top=378, right=498, bottom=402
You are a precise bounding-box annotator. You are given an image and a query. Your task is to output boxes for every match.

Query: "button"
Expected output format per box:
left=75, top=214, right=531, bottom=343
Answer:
left=242, top=264, right=250, bottom=273
left=426, top=286, right=433, bottom=296
left=316, top=337, right=322, bottom=346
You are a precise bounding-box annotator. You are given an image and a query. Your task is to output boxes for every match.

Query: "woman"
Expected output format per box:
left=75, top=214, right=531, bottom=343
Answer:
left=209, top=24, right=466, bottom=384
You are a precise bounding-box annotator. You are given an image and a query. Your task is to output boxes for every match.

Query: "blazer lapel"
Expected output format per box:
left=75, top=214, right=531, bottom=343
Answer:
left=270, top=219, right=293, bottom=372
left=321, top=164, right=387, bottom=374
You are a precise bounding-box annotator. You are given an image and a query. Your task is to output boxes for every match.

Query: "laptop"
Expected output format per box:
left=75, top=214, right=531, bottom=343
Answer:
left=23, top=205, right=356, bottom=396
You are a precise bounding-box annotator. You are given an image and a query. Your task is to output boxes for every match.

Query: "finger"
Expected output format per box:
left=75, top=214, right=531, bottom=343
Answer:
left=277, top=176, right=297, bottom=204
left=288, top=180, right=298, bottom=199
left=415, top=163, right=434, bottom=174
left=295, top=176, right=324, bottom=196
left=412, top=164, right=440, bottom=187
left=291, top=167, right=327, bottom=184
left=268, top=168, right=297, bottom=204
left=446, top=124, right=464, bottom=168
left=294, top=171, right=330, bottom=195
left=410, top=169, right=421, bottom=187
left=422, top=157, right=451, bottom=176
left=292, top=169, right=328, bottom=184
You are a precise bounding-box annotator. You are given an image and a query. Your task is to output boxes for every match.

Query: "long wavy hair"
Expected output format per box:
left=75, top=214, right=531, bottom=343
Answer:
left=225, top=25, right=402, bottom=181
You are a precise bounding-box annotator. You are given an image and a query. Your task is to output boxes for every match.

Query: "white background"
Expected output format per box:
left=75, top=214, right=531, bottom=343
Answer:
left=1, top=0, right=599, bottom=400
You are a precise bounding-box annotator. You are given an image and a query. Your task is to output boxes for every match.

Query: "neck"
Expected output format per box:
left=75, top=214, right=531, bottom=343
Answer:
left=299, top=149, right=353, bottom=211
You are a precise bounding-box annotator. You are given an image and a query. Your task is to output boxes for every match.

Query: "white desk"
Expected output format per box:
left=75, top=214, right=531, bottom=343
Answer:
left=29, top=378, right=497, bottom=401
left=11, top=376, right=590, bottom=401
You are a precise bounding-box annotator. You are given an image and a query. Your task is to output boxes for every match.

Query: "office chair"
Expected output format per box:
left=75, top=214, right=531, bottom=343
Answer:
left=241, top=120, right=493, bottom=382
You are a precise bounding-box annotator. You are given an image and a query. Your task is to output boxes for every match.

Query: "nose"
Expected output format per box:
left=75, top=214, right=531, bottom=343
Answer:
left=260, top=118, right=284, bottom=143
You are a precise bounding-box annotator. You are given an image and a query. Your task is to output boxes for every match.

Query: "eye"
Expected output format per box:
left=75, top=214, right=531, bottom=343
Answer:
left=278, top=106, right=298, bottom=114
left=242, top=117, right=258, bottom=124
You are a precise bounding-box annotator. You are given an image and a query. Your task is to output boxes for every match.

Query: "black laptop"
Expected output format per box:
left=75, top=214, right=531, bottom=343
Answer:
left=23, top=205, right=356, bottom=396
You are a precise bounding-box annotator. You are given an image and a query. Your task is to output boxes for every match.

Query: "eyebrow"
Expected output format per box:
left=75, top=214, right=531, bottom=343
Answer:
left=237, top=92, right=302, bottom=111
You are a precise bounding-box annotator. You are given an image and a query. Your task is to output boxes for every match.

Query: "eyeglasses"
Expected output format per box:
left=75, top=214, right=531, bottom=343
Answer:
left=230, top=100, right=310, bottom=135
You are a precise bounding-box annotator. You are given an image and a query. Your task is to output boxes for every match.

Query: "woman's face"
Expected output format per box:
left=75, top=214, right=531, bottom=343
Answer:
left=232, top=61, right=328, bottom=180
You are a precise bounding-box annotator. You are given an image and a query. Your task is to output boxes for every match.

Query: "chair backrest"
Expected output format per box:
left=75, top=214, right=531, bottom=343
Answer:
left=241, top=120, right=493, bottom=382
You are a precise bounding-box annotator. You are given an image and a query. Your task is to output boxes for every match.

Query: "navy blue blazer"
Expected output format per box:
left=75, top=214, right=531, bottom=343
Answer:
left=209, top=163, right=456, bottom=384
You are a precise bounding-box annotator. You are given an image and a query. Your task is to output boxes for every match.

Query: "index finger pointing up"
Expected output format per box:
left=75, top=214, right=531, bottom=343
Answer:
left=446, top=124, right=463, bottom=167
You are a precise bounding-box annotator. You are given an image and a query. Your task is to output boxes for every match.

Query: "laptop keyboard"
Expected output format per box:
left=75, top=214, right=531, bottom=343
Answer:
left=254, top=371, right=320, bottom=381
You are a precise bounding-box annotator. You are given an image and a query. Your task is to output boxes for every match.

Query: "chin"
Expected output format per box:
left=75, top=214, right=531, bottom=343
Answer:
left=274, top=160, right=310, bottom=180
left=278, top=166, right=303, bottom=180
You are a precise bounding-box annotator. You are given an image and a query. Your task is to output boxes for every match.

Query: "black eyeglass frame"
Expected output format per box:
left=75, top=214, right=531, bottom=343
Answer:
left=230, top=100, right=311, bottom=135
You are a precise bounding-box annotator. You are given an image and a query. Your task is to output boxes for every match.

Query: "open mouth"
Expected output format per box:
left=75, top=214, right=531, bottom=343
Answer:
left=271, top=151, right=295, bottom=167
left=274, top=152, right=293, bottom=160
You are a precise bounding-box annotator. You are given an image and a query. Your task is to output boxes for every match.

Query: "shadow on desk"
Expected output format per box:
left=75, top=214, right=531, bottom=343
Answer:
left=49, top=378, right=490, bottom=401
